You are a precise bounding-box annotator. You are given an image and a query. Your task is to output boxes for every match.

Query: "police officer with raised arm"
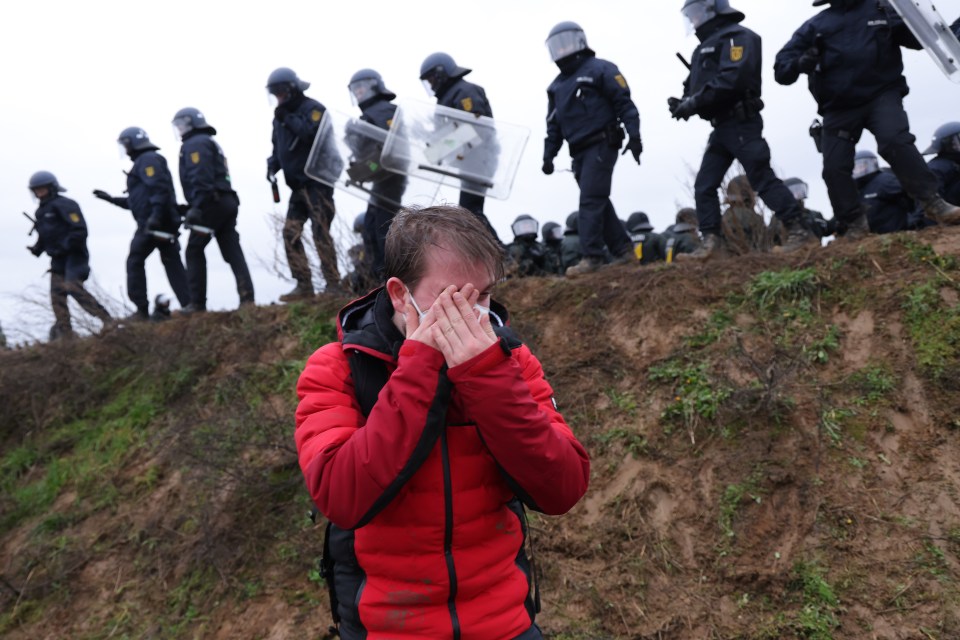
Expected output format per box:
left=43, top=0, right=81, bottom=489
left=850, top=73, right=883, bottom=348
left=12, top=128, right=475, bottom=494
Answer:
left=542, top=21, right=642, bottom=277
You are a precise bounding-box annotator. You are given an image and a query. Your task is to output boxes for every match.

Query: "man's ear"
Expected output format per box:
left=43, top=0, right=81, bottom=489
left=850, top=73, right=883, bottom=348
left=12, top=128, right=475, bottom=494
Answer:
left=385, top=277, right=407, bottom=315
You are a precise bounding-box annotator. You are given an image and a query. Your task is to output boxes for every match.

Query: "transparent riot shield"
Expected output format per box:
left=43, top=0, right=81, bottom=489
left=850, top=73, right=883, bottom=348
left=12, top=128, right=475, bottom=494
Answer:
left=305, top=110, right=419, bottom=212
left=380, top=99, right=530, bottom=201
left=887, top=0, right=960, bottom=82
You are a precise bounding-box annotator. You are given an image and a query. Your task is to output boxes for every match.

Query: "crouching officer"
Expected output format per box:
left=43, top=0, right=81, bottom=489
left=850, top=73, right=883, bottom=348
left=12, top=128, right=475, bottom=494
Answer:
left=93, top=127, right=190, bottom=320
left=26, top=171, right=112, bottom=339
left=506, top=214, right=549, bottom=277
left=671, top=0, right=811, bottom=261
left=923, top=122, right=960, bottom=206
left=560, top=211, right=583, bottom=272
left=663, top=208, right=703, bottom=261
left=267, top=67, right=342, bottom=300
left=542, top=221, right=564, bottom=274
left=173, top=107, right=254, bottom=312
left=853, top=150, right=915, bottom=234
left=626, top=212, right=667, bottom=264
left=543, top=21, right=642, bottom=277
left=782, top=177, right=831, bottom=240
left=774, top=0, right=960, bottom=235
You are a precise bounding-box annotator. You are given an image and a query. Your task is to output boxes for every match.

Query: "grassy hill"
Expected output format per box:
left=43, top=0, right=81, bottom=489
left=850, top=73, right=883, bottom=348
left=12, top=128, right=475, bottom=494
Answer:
left=3, top=228, right=960, bottom=639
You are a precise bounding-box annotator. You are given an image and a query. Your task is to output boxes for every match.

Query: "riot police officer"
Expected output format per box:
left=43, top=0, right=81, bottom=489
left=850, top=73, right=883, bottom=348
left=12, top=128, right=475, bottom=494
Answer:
left=671, top=0, right=812, bottom=261
left=93, top=127, right=190, bottom=320
left=923, top=122, right=960, bottom=206
left=626, top=212, right=667, bottom=264
left=419, top=52, right=502, bottom=243
left=541, top=221, right=564, bottom=275
left=266, top=67, right=342, bottom=300
left=662, top=208, right=703, bottom=261
left=853, top=150, right=915, bottom=234
left=26, top=171, right=112, bottom=339
left=506, top=214, right=549, bottom=277
left=560, top=211, right=583, bottom=272
left=782, top=177, right=831, bottom=240
left=347, top=68, right=407, bottom=277
left=173, top=107, right=254, bottom=312
left=543, top=21, right=642, bottom=277
left=775, top=0, right=960, bottom=236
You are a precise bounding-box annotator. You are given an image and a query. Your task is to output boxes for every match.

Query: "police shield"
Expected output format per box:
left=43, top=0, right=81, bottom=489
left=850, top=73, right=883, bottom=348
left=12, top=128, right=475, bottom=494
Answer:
left=380, top=99, right=529, bottom=201
left=887, top=0, right=960, bottom=83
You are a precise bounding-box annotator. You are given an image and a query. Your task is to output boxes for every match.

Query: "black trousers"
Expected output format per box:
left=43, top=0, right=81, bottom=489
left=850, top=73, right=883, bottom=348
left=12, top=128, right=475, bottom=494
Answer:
left=459, top=186, right=502, bottom=244
left=127, top=230, right=190, bottom=312
left=822, top=89, right=938, bottom=224
left=365, top=174, right=407, bottom=277
left=694, top=115, right=801, bottom=235
left=49, top=253, right=111, bottom=330
left=571, top=142, right=632, bottom=259
left=185, top=192, right=254, bottom=307
left=284, top=182, right=339, bottom=289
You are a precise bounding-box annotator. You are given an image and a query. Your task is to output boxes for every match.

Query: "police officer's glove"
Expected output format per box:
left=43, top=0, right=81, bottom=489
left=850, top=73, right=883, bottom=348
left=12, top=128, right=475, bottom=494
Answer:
left=622, top=137, right=643, bottom=165
left=93, top=189, right=115, bottom=204
left=797, top=47, right=821, bottom=74
left=28, top=242, right=43, bottom=257
left=542, top=159, right=555, bottom=175
left=184, top=207, right=204, bottom=227
left=267, top=168, right=277, bottom=183
left=669, top=97, right=697, bottom=121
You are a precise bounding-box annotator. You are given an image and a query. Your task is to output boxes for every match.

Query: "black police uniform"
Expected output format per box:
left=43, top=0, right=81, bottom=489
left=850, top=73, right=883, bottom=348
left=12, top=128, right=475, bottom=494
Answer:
left=680, top=15, right=801, bottom=236
left=544, top=52, right=639, bottom=261
left=775, top=0, right=940, bottom=228
left=269, top=94, right=341, bottom=290
left=661, top=224, right=702, bottom=260
left=542, top=239, right=563, bottom=275
left=506, top=237, right=549, bottom=277
left=356, top=95, right=407, bottom=276
left=929, top=154, right=960, bottom=206
left=627, top=223, right=667, bottom=265
left=31, top=194, right=111, bottom=332
left=434, top=77, right=502, bottom=242
left=560, top=230, right=582, bottom=271
left=104, top=150, right=190, bottom=314
left=179, top=128, right=254, bottom=309
left=856, top=168, right=913, bottom=234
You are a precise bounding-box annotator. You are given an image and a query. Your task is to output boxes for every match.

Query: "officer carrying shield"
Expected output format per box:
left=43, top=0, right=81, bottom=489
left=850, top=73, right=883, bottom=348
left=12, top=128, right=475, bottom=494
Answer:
left=923, top=122, right=960, bottom=206
left=542, top=21, right=642, bottom=277
left=418, top=53, right=502, bottom=243
left=173, top=107, right=255, bottom=312
left=267, top=67, right=342, bottom=300
left=93, top=127, right=190, bottom=320
left=347, top=68, right=407, bottom=277
left=26, top=171, right=113, bottom=339
left=670, top=0, right=812, bottom=261
left=774, top=0, right=960, bottom=238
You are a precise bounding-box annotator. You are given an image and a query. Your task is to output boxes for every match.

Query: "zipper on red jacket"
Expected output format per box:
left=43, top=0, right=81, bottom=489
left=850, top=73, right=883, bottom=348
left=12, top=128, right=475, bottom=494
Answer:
left=440, top=430, right=461, bottom=640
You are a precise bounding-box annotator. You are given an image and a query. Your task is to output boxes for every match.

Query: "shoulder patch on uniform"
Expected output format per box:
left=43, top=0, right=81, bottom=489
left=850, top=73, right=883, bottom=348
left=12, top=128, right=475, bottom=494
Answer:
left=190, top=151, right=200, bottom=164
left=68, top=212, right=80, bottom=223
left=614, top=74, right=628, bottom=89
left=460, top=97, right=473, bottom=112
left=730, top=46, right=744, bottom=62
left=311, top=109, right=322, bottom=122
left=145, top=165, right=155, bottom=177
left=386, top=118, right=393, bottom=128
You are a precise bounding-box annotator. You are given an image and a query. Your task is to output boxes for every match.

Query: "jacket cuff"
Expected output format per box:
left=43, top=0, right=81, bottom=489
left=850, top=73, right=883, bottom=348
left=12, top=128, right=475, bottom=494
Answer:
left=447, top=339, right=509, bottom=382
left=399, top=339, right=445, bottom=368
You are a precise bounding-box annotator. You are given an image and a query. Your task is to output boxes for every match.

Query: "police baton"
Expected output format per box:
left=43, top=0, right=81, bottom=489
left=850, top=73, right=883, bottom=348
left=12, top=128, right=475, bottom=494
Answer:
left=676, top=53, right=692, bottom=71
left=148, top=230, right=177, bottom=243
left=22, top=211, right=36, bottom=235
left=185, top=223, right=215, bottom=237
left=269, top=176, right=281, bottom=203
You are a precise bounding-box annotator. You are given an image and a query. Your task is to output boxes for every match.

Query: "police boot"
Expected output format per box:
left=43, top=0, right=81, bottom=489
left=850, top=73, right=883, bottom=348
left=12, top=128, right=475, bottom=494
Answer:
left=48, top=323, right=75, bottom=342
left=921, top=196, right=960, bottom=226
left=280, top=283, right=315, bottom=302
left=777, top=219, right=818, bottom=253
left=609, top=250, right=639, bottom=267
left=180, top=303, right=206, bottom=315
left=565, top=256, right=605, bottom=278
left=676, top=233, right=726, bottom=262
left=839, top=213, right=870, bottom=241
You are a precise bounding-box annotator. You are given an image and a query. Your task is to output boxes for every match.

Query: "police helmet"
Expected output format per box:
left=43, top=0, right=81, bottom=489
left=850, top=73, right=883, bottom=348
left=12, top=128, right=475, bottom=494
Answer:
left=353, top=212, right=366, bottom=234
left=627, top=211, right=654, bottom=233
left=783, top=177, right=809, bottom=202
left=118, top=127, right=159, bottom=155
left=542, top=221, right=563, bottom=243
left=511, top=214, right=540, bottom=239
left=682, top=0, right=744, bottom=31
left=852, top=149, right=880, bottom=180
left=419, top=52, right=470, bottom=94
left=348, top=68, right=396, bottom=106
left=923, top=121, right=960, bottom=155
left=266, top=67, right=310, bottom=97
left=673, top=207, right=699, bottom=232
left=28, top=170, right=66, bottom=194
left=172, top=107, right=213, bottom=138
left=546, top=21, right=592, bottom=62
left=565, top=211, right=580, bottom=234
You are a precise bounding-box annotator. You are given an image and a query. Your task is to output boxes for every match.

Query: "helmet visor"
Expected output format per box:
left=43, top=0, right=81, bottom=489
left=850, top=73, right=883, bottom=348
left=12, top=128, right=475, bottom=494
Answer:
left=682, top=1, right=715, bottom=33
left=852, top=157, right=879, bottom=180
left=950, top=133, right=960, bottom=154
left=546, top=30, right=587, bottom=62
left=421, top=78, right=436, bottom=98
left=512, top=217, right=539, bottom=237
left=787, top=181, right=808, bottom=201
left=172, top=117, right=192, bottom=141
left=349, top=78, right=379, bottom=106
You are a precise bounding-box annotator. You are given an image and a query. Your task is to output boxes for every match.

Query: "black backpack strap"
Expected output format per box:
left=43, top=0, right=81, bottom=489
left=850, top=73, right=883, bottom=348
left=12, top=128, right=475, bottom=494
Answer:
left=347, top=349, right=390, bottom=418
left=522, top=503, right=542, bottom=614
left=320, top=522, right=341, bottom=637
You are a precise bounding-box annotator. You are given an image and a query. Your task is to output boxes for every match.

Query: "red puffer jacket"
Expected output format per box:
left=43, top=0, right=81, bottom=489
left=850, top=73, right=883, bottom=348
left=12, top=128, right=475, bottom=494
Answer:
left=295, top=289, right=590, bottom=640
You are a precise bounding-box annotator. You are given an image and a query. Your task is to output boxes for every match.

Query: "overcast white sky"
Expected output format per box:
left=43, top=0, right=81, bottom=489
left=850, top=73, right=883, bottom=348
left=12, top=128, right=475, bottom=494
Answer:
left=1, top=0, right=958, bottom=342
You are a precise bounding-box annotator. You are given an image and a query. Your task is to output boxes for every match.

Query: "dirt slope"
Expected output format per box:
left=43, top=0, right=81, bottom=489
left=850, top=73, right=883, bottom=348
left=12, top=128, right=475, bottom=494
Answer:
left=2, top=227, right=960, bottom=639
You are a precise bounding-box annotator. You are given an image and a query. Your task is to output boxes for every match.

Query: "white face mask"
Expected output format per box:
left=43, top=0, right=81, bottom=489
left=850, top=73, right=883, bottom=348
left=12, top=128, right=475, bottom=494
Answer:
left=404, top=285, right=497, bottom=323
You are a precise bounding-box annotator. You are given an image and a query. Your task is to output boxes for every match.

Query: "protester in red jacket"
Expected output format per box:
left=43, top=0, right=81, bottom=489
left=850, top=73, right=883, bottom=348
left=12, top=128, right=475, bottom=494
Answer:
left=295, top=205, right=590, bottom=640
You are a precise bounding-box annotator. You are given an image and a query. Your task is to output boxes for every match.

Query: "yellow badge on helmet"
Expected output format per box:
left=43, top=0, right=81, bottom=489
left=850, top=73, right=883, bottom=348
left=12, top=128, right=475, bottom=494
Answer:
left=311, top=110, right=322, bottom=122
left=190, top=152, right=200, bottom=164
left=145, top=166, right=155, bottom=177
left=69, top=213, right=80, bottom=223
left=460, top=97, right=473, bottom=112
left=614, top=74, right=628, bottom=89
left=730, top=46, right=744, bottom=62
